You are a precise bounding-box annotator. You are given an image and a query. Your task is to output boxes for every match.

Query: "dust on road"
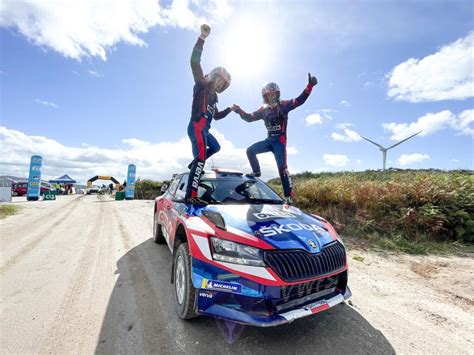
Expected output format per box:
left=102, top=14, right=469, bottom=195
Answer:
left=1, top=195, right=472, bottom=354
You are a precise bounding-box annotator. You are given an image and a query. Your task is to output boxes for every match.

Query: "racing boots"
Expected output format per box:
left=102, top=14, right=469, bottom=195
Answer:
left=284, top=196, right=294, bottom=206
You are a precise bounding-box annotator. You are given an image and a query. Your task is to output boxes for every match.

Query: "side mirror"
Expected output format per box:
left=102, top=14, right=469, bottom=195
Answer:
left=160, top=184, right=168, bottom=193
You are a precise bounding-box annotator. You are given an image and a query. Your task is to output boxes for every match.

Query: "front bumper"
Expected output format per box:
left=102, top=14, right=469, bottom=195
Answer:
left=192, top=258, right=351, bottom=327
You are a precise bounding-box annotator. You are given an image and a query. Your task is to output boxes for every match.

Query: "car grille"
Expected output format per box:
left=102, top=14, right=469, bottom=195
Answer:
left=263, top=242, right=346, bottom=282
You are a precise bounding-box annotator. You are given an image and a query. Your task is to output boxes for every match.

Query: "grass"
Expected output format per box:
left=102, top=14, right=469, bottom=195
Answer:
left=268, top=169, right=474, bottom=254
left=0, top=205, right=21, bottom=219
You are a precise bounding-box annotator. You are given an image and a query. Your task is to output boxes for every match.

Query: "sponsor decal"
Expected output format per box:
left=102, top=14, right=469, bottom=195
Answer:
left=304, top=299, right=328, bottom=311
left=268, top=124, right=282, bottom=132
left=286, top=169, right=292, bottom=188
left=199, top=291, right=213, bottom=299
left=192, top=161, right=204, bottom=189
left=201, top=279, right=242, bottom=293
left=258, top=223, right=329, bottom=237
left=253, top=210, right=297, bottom=220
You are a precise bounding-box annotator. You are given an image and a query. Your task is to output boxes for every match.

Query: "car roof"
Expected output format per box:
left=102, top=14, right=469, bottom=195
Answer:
left=173, top=168, right=245, bottom=180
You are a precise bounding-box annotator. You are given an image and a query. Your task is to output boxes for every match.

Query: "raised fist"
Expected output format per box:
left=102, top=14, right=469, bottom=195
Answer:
left=308, top=73, right=318, bottom=87
left=200, top=24, right=211, bottom=39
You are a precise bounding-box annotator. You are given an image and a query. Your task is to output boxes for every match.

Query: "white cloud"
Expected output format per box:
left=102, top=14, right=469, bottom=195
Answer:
left=0, top=0, right=232, bottom=61
left=398, top=153, right=430, bottom=166
left=383, top=110, right=456, bottom=141
left=383, top=109, right=474, bottom=140
left=331, top=123, right=361, bottom=142
left=323, top=154, right=349, bottom=167
left=305, top=109, right=335, bottom=126
left=305, top=113, right=323, bottom=126
left=339, top=100, right=350, bottom=107
left=88, top=70, right=102, bottom=78
left=0, top=126, right=279, bottom=184
left=387, top=32, right=474, bottom=102
left=34, top=98, right=58, bottom=108
left=456, top=109, right=474, bottom=137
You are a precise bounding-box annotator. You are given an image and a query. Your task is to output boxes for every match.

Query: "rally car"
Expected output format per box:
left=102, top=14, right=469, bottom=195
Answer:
left=153, top=168, right=351, bottom=327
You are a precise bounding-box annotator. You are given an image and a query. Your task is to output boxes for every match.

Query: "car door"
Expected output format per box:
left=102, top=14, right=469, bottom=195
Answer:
left=165, top=174, right=189, bottom=248
left=158, top=176, right=180, bottom=244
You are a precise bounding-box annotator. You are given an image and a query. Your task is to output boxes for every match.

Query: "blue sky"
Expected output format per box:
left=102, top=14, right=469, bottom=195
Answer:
left=1, top=0, right=473, bottom=183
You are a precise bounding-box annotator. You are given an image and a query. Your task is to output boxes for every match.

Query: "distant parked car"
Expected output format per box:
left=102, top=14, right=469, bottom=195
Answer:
left=12, top=181, right=53, bottom=196
left=87, top=186, right=100, bottom=194
left=12, top=182, right=28, bottom=196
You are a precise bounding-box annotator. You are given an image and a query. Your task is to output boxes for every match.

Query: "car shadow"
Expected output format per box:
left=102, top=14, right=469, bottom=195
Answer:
left=95, top=239, right=395, bottom=355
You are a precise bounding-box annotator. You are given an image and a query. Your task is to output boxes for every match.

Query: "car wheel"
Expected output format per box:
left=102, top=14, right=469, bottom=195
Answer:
left=153, top=213, right=166, bottom=244
left=174, top=243, right=198, bottom=319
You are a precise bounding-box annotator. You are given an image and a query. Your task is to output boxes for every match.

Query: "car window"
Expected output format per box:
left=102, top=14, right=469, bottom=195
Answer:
left=198, top=177, right=283, bottom=204
left=165, top=176, right=180, bottom=198
left=174, top=175, right=188, bottom=200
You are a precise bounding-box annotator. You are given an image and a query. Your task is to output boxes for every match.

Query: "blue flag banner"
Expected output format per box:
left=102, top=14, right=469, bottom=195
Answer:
left=27, top=155, right=43, bottom=201
left=125, top=164, right=136, bottom=200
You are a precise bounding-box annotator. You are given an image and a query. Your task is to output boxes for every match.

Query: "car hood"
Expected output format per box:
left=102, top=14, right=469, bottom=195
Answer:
left=202, top=204, right=336, bottom=253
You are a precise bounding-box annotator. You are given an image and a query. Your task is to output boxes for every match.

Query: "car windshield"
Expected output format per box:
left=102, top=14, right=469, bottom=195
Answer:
left=197, top=177, right=283, bottom=205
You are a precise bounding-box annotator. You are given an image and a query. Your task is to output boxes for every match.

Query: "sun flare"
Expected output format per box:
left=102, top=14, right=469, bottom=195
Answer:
left=220, top=21, right=273, bottom=80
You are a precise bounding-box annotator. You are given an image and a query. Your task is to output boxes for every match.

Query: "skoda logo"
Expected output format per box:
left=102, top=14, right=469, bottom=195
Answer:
left=308, top=240, right=318, bottom=249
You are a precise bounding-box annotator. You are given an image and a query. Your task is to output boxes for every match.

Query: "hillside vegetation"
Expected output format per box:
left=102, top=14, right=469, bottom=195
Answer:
left=268, top=170, right=474, bottom=247
left=134, top=179, right=169, bottom=200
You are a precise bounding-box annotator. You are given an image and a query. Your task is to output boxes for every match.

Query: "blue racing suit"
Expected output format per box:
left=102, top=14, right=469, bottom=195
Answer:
left=235, top=84, right=313, bottom=197
left=186, top=37, right=231, bottom=198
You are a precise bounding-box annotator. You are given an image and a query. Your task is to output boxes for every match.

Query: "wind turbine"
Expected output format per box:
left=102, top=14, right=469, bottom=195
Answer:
left=361, top=131, right=422, bottom=171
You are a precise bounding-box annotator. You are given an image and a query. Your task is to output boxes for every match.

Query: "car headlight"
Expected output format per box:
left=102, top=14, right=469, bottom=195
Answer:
left=210, top=237, right=264, bottom=267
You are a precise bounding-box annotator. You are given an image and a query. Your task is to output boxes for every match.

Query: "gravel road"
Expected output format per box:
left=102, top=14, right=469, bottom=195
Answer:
left=1, top=195, right=472, bottom=354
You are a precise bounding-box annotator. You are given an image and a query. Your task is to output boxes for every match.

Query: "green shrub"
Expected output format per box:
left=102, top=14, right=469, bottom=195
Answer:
left=134, top=179, right=170, bottom=200
left=269, top=170, right=474, bottom=243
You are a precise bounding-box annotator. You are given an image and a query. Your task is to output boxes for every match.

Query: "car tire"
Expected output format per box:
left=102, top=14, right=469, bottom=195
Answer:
left=153, top=213, right=166, bottom=244
left=174, top=243, right=198, bottom=319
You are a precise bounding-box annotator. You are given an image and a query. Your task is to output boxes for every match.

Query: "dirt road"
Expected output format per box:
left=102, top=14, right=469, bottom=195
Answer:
left=1, top=195, right=473, bottom=354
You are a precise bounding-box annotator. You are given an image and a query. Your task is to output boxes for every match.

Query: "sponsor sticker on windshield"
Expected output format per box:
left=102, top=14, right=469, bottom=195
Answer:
left=201, top=279, right=242, bottom=293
